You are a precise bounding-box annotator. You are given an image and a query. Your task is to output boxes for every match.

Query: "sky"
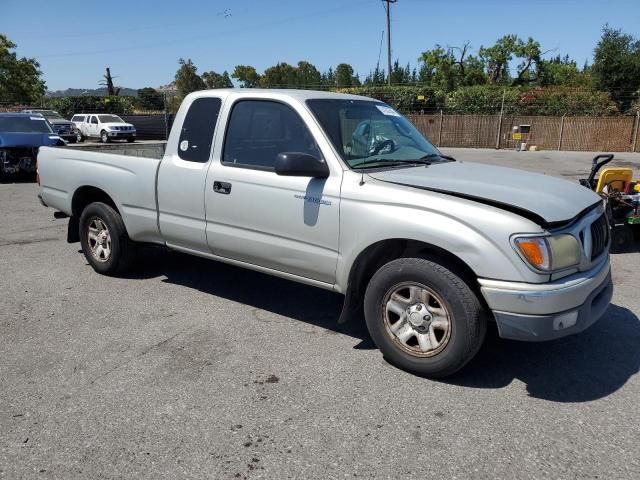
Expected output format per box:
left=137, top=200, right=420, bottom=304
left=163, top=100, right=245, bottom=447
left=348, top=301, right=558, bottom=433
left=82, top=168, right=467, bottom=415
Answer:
left=2, top=0, right=639, bottom=91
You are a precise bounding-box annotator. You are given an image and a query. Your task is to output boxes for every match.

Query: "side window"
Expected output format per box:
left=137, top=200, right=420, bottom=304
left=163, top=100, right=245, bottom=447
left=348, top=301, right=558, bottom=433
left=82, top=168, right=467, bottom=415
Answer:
left=222, top=100, right=321, bottom=170
left=178, top=97, right=222, bottom=162
left=90, top=116, right=98, bottom=124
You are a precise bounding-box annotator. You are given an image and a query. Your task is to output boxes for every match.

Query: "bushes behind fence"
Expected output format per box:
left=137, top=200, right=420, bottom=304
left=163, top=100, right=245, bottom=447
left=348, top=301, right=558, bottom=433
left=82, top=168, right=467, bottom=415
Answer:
left=338, top=85, right=620, bottom=116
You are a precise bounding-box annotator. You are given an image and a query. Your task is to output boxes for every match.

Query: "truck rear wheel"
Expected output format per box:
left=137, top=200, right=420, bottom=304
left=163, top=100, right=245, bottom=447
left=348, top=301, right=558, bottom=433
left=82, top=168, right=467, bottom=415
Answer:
left=364, top=257, right=486, bottom=378
left=79, top=202, right=134, bottom=275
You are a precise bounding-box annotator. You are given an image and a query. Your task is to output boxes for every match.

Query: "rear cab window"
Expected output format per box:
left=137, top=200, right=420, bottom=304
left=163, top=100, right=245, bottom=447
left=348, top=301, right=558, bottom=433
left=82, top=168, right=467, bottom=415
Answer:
left=178, top=97, right=222, bottom=162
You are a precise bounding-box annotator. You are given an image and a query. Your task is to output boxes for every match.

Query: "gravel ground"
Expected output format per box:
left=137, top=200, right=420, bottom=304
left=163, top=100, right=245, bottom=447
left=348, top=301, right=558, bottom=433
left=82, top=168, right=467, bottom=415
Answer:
left=1, top=149, right=639, bottom=479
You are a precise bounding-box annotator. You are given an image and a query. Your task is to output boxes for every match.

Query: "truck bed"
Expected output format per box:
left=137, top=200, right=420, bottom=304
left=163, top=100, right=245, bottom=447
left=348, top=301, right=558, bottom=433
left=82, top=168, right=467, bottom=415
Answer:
left=37, top=145, right=164, bottom=244
left=66, top=141, right=166, bottom=159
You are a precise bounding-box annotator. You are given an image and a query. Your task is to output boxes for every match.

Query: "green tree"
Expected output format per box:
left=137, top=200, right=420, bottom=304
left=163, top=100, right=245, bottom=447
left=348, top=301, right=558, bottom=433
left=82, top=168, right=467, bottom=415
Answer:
left=512, top=37, right=542, bottom=85
left=259, top=62, right=298, bottom=87
left=389, top=60, right=411, bottom=84
left=321, top=67, right=336, bottom=86
left=538, top=55, right=590, bottom=87
left=364, top=63, right=386, bottom=85
left=201, top=70, right=233, bottom=89
left=418, top=46, right=457, bottom=90
left=232, top=65, right=260, bottom=88
left=174, top=58, right=206, bottom=97
left=135, top=87, right=164, bottom=110
left=592, top=26, right=640, bottom=111
left=335, top=63, right=358, bottom=87
left=296, top=61, right=322, bottom=87
left=0, top=34, right=46, bottom=103
left=479, top=35, right=518, bottom=84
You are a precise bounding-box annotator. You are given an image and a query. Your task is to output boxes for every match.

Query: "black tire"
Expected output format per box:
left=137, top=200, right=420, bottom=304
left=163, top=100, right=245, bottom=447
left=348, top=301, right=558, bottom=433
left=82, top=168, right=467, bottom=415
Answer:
left=79, top=202, right=135, bottom=275
left=100, top=130, right=110, bottom=143
left=610, top=225, right=633, bottom=253
left=364, top=257, right=486, bottom=378
left=126, top=138, right=135, bottom=143
left=76, top=132, right=84, bottom=143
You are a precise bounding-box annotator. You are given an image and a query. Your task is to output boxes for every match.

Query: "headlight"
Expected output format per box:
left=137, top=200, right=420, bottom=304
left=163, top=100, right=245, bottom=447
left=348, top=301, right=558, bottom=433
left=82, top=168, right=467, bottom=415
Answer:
left=513, top=234, right=581, bottom=271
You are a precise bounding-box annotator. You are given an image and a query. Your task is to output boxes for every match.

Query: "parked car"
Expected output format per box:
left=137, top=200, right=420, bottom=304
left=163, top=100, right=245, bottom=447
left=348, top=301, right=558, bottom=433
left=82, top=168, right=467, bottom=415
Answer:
left=72, top=114, right=136, bottom=143
left=21, top=109, right=78, bottom=143
left=0, top=113, right=65, bottom=178
left=37, top=89, right=612, bottom=377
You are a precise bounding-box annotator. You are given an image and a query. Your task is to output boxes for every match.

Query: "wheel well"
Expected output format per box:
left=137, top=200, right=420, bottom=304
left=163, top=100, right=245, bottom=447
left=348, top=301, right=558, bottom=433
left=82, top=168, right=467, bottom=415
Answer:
left=346, top=239, right=481, bottom=308
left=71, top=186, right=119, bottom=218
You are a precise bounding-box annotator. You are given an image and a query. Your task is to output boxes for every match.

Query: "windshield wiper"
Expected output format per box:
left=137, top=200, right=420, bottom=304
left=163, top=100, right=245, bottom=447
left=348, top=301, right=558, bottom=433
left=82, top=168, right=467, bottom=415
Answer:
left=418, top=153, right=456, bottom=162
left=351, top=158, right=433, bottom=169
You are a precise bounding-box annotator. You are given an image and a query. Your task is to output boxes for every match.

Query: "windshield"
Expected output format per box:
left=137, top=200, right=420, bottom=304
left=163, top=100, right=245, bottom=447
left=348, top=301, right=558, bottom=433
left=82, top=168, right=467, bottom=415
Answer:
left=0, top=116, right=53, bottom=133
left=98, top=115, right=124, bottom=123
left=36, top=110, right=64, bottom=120
left=306, top=99, right=441, bottom=169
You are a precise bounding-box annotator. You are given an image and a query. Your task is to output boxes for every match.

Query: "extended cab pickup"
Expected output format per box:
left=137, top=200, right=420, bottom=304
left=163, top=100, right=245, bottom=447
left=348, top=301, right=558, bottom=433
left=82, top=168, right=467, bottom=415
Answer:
left=37, top=89, right=613, bottom=377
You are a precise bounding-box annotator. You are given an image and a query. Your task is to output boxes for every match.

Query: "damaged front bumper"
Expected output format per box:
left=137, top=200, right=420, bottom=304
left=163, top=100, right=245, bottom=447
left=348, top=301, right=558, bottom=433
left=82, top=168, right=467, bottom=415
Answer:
left=478, top=256, right=613, bottom=341
left=0, top=148, right=38, bottom=175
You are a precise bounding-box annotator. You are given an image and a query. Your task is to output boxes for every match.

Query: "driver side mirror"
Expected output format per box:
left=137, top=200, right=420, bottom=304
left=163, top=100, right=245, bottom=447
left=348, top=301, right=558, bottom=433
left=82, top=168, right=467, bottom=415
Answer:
left=275, top=152, right=329, bottom=179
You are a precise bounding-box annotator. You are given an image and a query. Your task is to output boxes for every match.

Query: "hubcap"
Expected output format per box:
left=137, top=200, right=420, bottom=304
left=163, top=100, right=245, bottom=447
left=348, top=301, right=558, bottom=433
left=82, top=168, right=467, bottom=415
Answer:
left=383, top=282, right=451, bottom=357
left=87, top=218, right=111, bottom=262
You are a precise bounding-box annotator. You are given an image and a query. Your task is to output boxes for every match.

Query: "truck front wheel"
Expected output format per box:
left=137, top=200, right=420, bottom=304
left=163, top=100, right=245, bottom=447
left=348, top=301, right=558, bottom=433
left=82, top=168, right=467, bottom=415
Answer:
left=364, top=257, right=486, bottom=378
left=79, top=202, right=134, bottom=275
left=100, top=130, right=110, bottom=143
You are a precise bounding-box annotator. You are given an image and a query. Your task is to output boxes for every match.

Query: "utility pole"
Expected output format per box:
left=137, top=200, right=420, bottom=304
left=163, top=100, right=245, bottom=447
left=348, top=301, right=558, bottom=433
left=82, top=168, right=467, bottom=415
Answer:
left=384, top=0, right=397, bottom=85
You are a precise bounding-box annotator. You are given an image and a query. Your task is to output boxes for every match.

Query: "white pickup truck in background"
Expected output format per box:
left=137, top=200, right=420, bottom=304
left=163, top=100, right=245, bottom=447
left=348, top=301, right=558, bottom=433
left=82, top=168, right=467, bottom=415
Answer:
left=71, top=113, right=136, bottom=143
left=37, top=89, right=612, bottom=377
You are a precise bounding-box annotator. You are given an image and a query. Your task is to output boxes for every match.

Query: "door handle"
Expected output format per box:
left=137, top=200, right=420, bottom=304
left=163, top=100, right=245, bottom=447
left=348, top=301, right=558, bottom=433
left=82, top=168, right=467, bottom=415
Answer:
left=213, top=181, right=232, bottom=194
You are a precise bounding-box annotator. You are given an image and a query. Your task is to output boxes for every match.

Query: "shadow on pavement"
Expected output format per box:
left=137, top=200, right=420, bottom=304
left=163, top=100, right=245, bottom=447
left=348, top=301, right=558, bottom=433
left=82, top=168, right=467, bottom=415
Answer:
left=0, top=175, right=36, bottom=184
left=125, top=247, right=374, bottom=346
left=124, top=248, right=639, bottom=401
left=445, top=304, right=640, bottom=402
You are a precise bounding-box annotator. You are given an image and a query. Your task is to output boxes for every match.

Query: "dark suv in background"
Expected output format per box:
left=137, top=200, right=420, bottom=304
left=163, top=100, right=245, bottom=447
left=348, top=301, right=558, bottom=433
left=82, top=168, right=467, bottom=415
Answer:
left=21, top=109, right=78, bottom=143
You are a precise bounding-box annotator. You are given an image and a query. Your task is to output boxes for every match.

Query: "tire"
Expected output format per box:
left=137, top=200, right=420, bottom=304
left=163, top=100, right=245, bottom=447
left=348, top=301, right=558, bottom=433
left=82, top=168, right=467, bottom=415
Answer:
left=76, top=132, right=84, bottom=143
left=79, top=202, right=135, bottom=275
left=100, top=130, right=110, bottom=143
left=126, top=138, right=135, bottom=143
left=364, top=257, right=486, bottom=378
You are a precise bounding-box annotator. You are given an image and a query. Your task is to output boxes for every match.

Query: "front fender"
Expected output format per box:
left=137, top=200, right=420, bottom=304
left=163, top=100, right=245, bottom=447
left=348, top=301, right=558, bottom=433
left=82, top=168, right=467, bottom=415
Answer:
left=335, top=175, right=547, bottom=292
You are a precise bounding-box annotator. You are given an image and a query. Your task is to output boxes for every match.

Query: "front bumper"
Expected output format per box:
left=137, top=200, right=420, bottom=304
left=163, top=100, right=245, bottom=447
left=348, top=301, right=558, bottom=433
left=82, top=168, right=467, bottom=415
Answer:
left=479, top=257, right=613, bottom=341
left=107, top=131, right=136, bottom=139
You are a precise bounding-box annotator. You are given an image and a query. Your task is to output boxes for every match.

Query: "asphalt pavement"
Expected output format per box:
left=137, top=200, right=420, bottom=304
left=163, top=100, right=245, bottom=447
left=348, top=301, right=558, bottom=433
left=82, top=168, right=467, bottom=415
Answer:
left=1, top=149, right=639, bottom=479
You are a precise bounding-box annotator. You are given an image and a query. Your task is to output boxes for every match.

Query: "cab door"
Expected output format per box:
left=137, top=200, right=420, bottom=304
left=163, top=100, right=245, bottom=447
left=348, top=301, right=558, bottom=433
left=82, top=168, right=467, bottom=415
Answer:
left=157, top=96, right=223, bottom=252
left=87, top=116, right=99, bottom=137
left=205, top=98, right=342, bottom=284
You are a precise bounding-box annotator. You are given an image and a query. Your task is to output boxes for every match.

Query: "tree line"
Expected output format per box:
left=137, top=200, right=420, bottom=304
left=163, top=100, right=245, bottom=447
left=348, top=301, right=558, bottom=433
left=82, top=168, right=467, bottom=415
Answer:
left=1, top=26, right=639, bottom=115
left=167, top=27, right=640, bottom=114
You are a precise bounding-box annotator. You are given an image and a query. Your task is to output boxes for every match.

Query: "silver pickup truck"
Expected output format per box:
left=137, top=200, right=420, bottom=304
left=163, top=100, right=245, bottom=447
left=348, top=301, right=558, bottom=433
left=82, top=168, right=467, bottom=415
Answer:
left=37, top=89, right=613, bottom=377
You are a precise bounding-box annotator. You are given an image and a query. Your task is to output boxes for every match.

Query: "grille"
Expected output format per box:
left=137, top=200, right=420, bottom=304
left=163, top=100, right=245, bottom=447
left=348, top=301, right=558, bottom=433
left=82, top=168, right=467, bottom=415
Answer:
left=590, top=213, right=609, bottom=260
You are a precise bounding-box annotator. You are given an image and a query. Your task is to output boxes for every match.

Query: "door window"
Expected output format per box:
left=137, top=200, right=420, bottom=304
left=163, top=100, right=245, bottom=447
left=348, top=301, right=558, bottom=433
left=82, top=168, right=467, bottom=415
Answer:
left=222, top=100, right=321, bottom=170
left=178, top=97, right=222, bottom=162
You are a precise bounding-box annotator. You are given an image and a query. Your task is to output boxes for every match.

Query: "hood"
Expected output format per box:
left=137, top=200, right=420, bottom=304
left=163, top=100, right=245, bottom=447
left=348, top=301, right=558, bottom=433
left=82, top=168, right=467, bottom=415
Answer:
left=0, top=132, right=63, bottom=148
left=102, top=122, right=134, bottom=128
left=368, top=161, right=602, bottom=227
